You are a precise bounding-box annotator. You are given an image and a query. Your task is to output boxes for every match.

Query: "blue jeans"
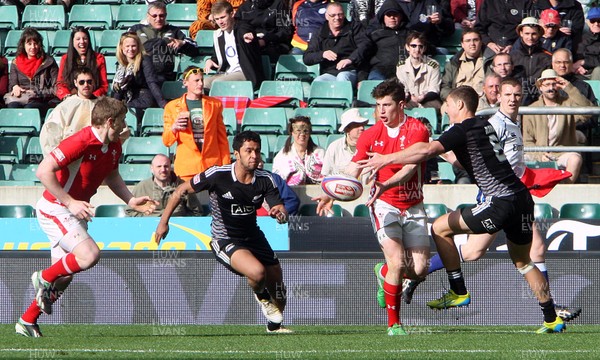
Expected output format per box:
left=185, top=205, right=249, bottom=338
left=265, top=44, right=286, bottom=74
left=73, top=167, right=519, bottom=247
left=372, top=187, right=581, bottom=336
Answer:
left=314, top=71, right=357, bottom=87
left=368, top=69, right=387, bottom=80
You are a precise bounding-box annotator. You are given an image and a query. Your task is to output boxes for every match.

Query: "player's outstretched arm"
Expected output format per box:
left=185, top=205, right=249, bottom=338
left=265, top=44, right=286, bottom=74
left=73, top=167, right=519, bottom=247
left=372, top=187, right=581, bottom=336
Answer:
left=268, top=204, right=288, bottom=224
left=365, top=164, right=418, bottom=207
left=357, top=142, right=444, bottom=173
left=155, top=181, right=195, bottom=244
left=105, top=170, right=159, bottom=215
left=36, top=154, right=94, bottom=221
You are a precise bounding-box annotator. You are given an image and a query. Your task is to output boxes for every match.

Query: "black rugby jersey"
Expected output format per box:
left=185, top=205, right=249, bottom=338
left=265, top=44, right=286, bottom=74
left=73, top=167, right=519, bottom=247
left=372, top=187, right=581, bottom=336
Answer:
left=191, top=164, right=283, bottom=240
left=437, top=117, right=527, bottom=198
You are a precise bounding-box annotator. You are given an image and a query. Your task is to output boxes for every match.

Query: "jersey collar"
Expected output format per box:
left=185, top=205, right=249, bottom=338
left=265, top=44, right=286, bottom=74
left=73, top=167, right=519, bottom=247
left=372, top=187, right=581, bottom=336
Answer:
left=230, top=163, right=256, bottom=184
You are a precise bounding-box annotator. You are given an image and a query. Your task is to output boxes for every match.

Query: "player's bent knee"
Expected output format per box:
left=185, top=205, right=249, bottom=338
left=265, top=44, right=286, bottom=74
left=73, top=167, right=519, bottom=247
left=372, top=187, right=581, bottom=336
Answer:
left=516, top=261, right=535, bottom=275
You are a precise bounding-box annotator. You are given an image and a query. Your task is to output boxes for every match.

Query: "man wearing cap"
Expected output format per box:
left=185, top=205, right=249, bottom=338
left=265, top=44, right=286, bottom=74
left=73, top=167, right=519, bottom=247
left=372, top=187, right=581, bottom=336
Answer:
left=534, top=0, right=585, bottom=48
left=510, top=17, right=552, bottom=105
left=203, top=0, right=264, bottom=90
left=539, top=9, right=573, bottom=53
left=522, top=69, right=594, bottom=183
left=162, top=66, right=231, bottom=181
left=574, top=7, right=600, bottom=81
left=321, top=108, right=368, bottom=177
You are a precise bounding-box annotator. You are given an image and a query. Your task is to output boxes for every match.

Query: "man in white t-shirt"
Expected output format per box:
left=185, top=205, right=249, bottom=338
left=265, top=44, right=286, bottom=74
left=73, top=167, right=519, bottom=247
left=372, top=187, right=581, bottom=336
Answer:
left=203, top=1, right=264, bottom=91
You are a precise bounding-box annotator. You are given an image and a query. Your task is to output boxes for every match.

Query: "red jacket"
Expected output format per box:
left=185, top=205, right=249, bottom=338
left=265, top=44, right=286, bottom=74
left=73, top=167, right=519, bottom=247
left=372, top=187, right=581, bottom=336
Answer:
left=450, top=0, right=483, bottom=23
left=56, top=52, right=108, bottom=100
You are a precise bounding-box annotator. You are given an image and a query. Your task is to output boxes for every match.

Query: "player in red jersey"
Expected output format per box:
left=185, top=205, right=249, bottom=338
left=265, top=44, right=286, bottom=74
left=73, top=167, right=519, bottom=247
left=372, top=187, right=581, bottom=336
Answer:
left=16, top=97, right=158, bottom=338
left=315, top=79, right=430, bottom=335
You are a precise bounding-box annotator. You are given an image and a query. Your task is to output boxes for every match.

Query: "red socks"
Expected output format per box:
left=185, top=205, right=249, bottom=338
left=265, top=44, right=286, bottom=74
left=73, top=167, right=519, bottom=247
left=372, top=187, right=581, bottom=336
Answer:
left=21, top=300, right=41, bottom=324
left=384, top=281, right=400, bottom=327
left=41, top=253, right=82, bottom=283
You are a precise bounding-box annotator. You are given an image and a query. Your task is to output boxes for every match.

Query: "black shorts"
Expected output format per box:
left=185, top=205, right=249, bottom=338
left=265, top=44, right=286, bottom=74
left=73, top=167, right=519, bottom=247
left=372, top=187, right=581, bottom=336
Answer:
left=210, top=233, right=280, bottom=276
left=461, top=191, right=534, bottom=245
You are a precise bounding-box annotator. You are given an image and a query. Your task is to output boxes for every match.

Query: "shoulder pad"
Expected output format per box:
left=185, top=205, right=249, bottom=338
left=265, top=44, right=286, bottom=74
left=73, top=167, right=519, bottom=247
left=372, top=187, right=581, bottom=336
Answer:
left=427, top=59, right=439, bottom=69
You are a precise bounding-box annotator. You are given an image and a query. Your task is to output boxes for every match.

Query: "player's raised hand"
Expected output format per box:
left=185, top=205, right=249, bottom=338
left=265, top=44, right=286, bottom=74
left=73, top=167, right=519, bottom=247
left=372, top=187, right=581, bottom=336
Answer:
left=312, top=194, right=334, bottom=217
left=129, top=196, right=159, bottom=215
left=269, top=204, right=288, bottom=224
left=357, top=152, right=390, bottom=177
left=154, top=222, right=169, bottom=245
left=67, top=200, right=94, bottom=222
left=364, top=181, right=390, bottom=207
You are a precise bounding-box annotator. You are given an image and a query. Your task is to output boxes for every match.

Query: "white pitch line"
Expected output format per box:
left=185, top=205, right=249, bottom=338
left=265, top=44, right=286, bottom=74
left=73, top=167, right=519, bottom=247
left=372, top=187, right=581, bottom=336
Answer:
left=1, top=349, right=596, bottom=355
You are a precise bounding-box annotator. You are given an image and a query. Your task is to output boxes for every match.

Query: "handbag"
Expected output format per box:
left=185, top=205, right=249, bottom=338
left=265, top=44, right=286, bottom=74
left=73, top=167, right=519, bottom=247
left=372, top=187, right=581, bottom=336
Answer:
left=3, top=91, right=33, bottom=106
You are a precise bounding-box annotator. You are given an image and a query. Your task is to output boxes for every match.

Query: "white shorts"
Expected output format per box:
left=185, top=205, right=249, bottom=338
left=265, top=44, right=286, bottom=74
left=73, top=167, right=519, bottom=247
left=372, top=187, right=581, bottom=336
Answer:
left=36, top=197, right=90, bottom=259
left=371, top=200, right=429, bottom=249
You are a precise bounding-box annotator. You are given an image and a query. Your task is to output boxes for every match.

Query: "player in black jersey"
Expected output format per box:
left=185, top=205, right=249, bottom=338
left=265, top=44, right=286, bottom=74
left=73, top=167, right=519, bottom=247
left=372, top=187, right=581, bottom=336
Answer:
left=358, top=86, right=565, bottom=333
left=154, top=131, right=292, bottom=333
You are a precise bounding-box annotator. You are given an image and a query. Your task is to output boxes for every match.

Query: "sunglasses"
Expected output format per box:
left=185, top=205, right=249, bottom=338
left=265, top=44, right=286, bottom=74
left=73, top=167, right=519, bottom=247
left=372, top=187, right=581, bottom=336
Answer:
left=183, top=68, right=203, bottom=80
left=544, top=24, right=558, bottom=28
left=78, top=79, right=93, bottom=85
left=148, top=13, right=166, bottom=19
left=590, top=19, right=600, bottom=24
left=409, top=44, right=424, bottom=49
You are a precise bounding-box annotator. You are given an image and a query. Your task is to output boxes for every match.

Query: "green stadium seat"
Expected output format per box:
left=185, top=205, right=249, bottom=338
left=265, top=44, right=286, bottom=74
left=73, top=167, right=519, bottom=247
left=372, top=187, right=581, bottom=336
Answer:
left=525, top=161, right=558, bottom=169
left=274, top=55, right=319, bottom=82
left=0, top=164, right=10, bottom=180
left=227, top=135, right=235, bottom=157
left=9, top=164, right=39, bottom=182
left=0, top=109, right=41, bottom=136
left=122, top=136, right=169, bottom=163
left=222, top=108, right=237, bottom=135
left=195, top=30, right=215, bottom=55
left=405, top=107, right=437, bottom=131
left=178, top=55, right=210, bottom=74
left=437, top=162, right=455, bottom=182
left=274, top=134, right=288, bottom=155
left=125, top=109, right=138, bottom=136
left=308, top=81, right=353, bottom=108
left=241, top=108, right=287, bottom=134
left=115, top=5, right=146, bottom=29
left=86, top=0, right=122, bottom=4
left=353, top=204, right=370, bottom=217
left=140, top=108, right=164, bottom=137
left=583, top=80, right=600, bottom=105
left=559, top=203, right=600, bottom=219
left=439, top=28, right=462, bottom=54
left=22, top=5, right=66, bottom=30
left=166, top=4, right=197, bottom=29
left=0, top=6, right=19, bottom=30
left=0, top=136, right=24, bottom=164
left=534, top=203, right=553, bottom=220
left=294, top=108, right=337, bottom=135
left=423, top=203, right=448, bottom=219
left=299, top=203, right=343, bottom=217
left=24, top=137, right=43, bottom=164
left=50, top=30, right=72, bottom=56
left=95, top=204, right=127, bottom=217
left=439, top=113, right=450, bottom=134
left=258, top=80, right=304, bottom=102
left=357, top=80, right=382, bottom=106
left=433, top=54, right=453, bottom=74
left=456, top=203, right=475, bottom=211
left=0, top=204, right=35, bottom=218
left=258, top=136, right=270, bottom=162
left=161, top=81, right=186, bottom=101
left=262, top=55, right=273, bottom=81
left=209, top=81, right=254, bottom=99
left=97, top=30, right=122, bottom=55
left=69, top=5, right=113, bottom=30
left=352, top=107, right=376, bottom=126
left=259, top=134, right=279, bottom=159
left=104, top=55, right=118, bottom=83
left=119, top=163, right=151, bottom=185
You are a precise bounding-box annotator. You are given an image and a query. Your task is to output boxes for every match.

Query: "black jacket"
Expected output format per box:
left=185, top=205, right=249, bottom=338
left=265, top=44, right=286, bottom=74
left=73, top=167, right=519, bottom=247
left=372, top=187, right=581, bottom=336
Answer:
left=475, top=0, right=533, bottom=46
left=397, top=0, right=454, bottom=47
left=210, top=23, right=265, bottom=90
left=365, top=0, right=409, bottom=79
left=303, top=20, right=370, bottom=76
left=510, top=39, right=552, bottom=105
left=576, top=31, right=600, bottom=69
left=113, top=55, right=166, bottom=109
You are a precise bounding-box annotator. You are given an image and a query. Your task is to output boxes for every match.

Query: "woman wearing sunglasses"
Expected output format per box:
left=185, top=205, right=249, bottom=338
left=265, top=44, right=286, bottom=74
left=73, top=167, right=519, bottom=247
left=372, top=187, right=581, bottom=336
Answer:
left=112, top=32, right=167, bottom=120
left=56, top=27, right=108, bottom=101
left=395, top=31, right=442, bottom=111
left=5, top=28, right=58, bottom=117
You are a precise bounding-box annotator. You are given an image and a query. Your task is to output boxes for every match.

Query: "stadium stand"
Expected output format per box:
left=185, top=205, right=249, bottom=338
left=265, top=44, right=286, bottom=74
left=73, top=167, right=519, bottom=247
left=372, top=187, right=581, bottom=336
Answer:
left=69, top=5, right=113, bottom=30
left=241, top=108, right=287, bottom=134
left=209, top=81, right=254, bottom=99
left=356, top=80, right=382, bottom=106
left=119, top=163, right=152, bottom=185
left=140, top=108, right=165, bottom=137
left=534, top=203, right=554, bottom=220
left=122, top=136, right=169, bottom=164
left=23, top=137, right=43, bottom=164
left=161, top=81, right=186, bottom=101
left=293, top=107, right=337, bottom=135
left=0, top=6, right=18, bottom=31
left=9, top=164, right=39, bottom=182
left=353, top=204, right=370, bottom=217
left=0, top=204, right=35, bottom=218
left=95, top=204, right=127, bottom=217
left=424, top=203, right=448, bottom=220
left=0, top=109, right=41, bottom=137
left=308, top=81, right=353, bottom=108
left=222, top=108, right=238, bottom=136
left=115, top=5, right=146, bottom=29
left=98, top=30, right=122, bottom=56
left=22, top=5, right=66, bottom=30
left=166, top=3, right=197, bottom=29
left=559, top=203, right=600, bottom=219
left=0, top=137, right=24, bottom=164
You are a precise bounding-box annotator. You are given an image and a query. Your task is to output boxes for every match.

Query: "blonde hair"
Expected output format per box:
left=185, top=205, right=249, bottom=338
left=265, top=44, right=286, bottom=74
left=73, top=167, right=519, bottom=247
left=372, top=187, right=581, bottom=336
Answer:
left=116, top=32, right=146, bottom=74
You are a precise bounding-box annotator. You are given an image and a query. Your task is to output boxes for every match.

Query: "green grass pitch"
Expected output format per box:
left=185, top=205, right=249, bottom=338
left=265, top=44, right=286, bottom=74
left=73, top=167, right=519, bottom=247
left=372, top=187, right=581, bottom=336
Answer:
left=2, top=324, right=600, bottom=359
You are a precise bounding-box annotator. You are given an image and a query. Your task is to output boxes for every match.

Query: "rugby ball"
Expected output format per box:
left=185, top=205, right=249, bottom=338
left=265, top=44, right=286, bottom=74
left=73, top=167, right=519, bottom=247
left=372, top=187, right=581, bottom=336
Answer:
left=321, top=175, right=363, bottom=201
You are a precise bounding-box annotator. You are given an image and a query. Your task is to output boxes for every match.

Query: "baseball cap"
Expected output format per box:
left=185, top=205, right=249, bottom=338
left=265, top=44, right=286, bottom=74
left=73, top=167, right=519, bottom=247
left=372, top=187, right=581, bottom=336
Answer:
left=588, top=7, right=600, bottom=20
left=339, top=108, right=369, bottom=132
left=516, top=17, right=542, bottom=34
left=540, top=9, right=560, bottom=26
left=536, top=69, right=558, bottom=87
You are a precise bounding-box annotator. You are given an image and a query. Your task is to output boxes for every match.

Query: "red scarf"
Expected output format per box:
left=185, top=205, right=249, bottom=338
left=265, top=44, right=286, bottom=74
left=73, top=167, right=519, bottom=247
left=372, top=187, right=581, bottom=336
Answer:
left=15, top=54, right=43, bottom=79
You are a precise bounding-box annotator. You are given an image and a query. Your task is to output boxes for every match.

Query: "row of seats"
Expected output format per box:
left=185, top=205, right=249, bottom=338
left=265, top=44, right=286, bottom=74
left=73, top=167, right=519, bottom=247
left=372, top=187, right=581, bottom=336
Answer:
left=2, top=203, right=600, bottom=219
left=0, top=4, right=196, bottom=31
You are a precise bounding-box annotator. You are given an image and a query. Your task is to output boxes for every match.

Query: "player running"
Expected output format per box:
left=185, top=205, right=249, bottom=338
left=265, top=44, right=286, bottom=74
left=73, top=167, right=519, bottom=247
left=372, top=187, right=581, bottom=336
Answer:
left=154, top=131, right=292, bottom=333
left=359, top=85, right=565, bottom=333
left=316, top=79, right=431, bottom=335
left=16, top=97, right=157, bottom=337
